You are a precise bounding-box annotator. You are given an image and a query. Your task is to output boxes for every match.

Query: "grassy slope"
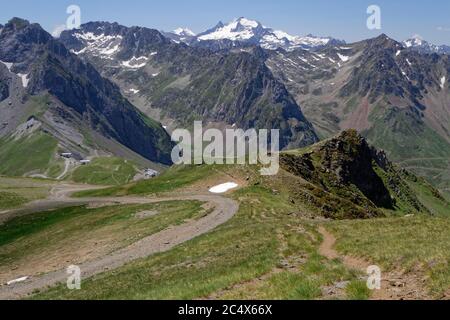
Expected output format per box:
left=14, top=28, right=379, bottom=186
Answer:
left=70, top=157, right=138, bottom=186
left=404, top=174, right=450, bottom=216
left=364, top=107, right=450, bottom=193
left=0, top=177, right=55, bottom=210
left=328, top=216, right=450, bottom=296
left=35, top=186, right=367, bottom=300
left=34, top=159, right=449, bottom=300
left=74, top=165, right=215, bottom=197
left=399, top=158, right=450, bottom=194
left=0, top=192, right=27, bottom=210
left=0, top=201, right=205, bottom=283
left=0, top=132, right=58, bottom=177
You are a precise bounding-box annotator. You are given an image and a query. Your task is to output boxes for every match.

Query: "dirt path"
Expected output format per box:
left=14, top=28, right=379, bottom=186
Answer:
left=318, top=226, right=431, bottom=300
left=0, top=184, right=239, bottom=300
left=56, top=158, right=74, bottom=180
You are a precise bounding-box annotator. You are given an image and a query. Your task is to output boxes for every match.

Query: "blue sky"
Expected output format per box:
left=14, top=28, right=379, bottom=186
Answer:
left=1, top=0, right=450, bottom=44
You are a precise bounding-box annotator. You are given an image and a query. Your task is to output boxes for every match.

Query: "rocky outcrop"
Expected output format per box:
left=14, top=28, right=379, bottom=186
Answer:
left=279, top=130, right=431, bottom=219
left=315, top=130, right=393, bottom=208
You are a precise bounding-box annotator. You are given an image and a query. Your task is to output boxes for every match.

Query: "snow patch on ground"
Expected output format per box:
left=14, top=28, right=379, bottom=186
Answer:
left=209, top=182, right=239, bottom=194
left=129, top=88, right=140, bottom=94
left=396, top=50, right=401, bottom=57
left=7, top=276, right=28, bottom=286
left=441, top=76, right=446, bottom=89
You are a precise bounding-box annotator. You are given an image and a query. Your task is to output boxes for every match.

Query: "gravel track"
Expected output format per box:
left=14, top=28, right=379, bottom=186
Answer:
left=0, top=184, right=239, bottom=300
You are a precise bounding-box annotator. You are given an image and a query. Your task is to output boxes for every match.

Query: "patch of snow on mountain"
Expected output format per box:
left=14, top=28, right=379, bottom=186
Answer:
left=299, top=57, right=309, bottom=63
left=17, top=73, right=30, bottom=88
left=0, top=60, right=13, bottom=72
left=100, top=43, right=120, bottom=56
left=173, top=27, right=196, bottom=37
left=295, top=35, right=330, bottom=47
left=401, top=70, right=410, bottom=81
left=337, top=53, right=350, bottom=62
left=71, top=48, right=87, bottom=55
left=74, top=32, right=123, bottom=58
left=272, top=30, right=296, bottom=42
left=129, top=88, right=140, bottom=94
left=441, top=76, right=446, bottom=89
left=404, top=38, right=421, bottom=48
left=238, top=18, right=259, bottom=28
left=122, top=56, right=149, bottom=69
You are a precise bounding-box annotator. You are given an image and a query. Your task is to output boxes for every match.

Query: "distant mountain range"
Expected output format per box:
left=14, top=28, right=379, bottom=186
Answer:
left=58, top=18, right=450, bottom=193
left=1, top=17, right=449, bottom=194
left=163, top=17, right=450, bottom=55
left=163, top=17, right=344, bottom=51
left=403, top=35, right=450, bottom=54
left=60, top=20, right=319, bottom=150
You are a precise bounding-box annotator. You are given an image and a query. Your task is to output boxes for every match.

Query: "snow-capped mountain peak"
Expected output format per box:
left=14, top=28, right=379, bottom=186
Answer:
left=197, top=17, right=264, bottom=41
left=194, top=17, right=343, bottom=51
left=173, top=27, right=196, bottom=37
left=403, top=35, right=450, bottom=54
left=404, top=35, right=424, bottom=48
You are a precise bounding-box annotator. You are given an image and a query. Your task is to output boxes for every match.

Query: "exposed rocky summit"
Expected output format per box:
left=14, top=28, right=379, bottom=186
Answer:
left=280, top=130, right=431, bottom=218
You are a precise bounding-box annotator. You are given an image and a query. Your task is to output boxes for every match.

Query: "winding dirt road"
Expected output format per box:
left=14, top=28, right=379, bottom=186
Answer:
left=0, top=184, right=239, bottom=300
